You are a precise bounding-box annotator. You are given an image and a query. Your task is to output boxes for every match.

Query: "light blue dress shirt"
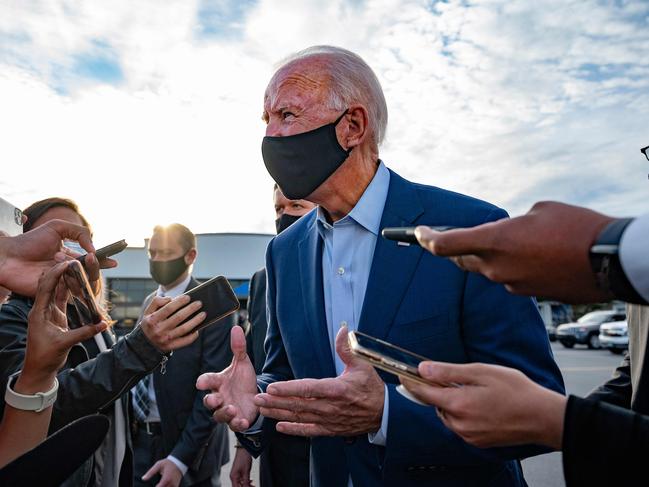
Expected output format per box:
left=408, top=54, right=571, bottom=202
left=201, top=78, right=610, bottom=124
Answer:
left=316, top=161, right=391, bottom=447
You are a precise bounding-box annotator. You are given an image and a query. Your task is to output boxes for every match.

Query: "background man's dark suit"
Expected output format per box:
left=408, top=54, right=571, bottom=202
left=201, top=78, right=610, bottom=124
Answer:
left=246, top=268, right=310, bottom=487
left=136, top=277, right=233, bottom=486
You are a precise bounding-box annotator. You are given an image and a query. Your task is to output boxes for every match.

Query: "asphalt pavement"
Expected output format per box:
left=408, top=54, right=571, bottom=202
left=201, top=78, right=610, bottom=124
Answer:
left=522, top=341, right=624, bottom=487
left=220, top=341, right=625, bottom=486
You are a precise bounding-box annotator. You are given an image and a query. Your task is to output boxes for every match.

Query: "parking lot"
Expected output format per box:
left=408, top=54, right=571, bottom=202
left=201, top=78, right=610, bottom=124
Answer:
left=522, top=341, right=624, bottom=486
left=220, top=341, right=625, bottom=486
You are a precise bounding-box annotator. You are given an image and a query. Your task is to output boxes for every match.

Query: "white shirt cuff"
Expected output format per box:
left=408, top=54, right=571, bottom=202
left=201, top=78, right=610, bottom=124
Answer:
left=619, top=214, right=649, bottom=302
left=367, top=384, right=389, bottom=446
left=167, top=455, right=188, bottom=476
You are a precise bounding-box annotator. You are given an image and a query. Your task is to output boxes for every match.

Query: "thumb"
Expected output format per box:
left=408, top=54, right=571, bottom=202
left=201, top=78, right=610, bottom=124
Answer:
left=230, top=325, right=248, bottom=361
left=334, top=324, right=358, bottom=369
left=418, top=361, right=478, bottom=386
left=142, top=460, right=162, bottom=481
left=59, top=321, right=108, bottom=350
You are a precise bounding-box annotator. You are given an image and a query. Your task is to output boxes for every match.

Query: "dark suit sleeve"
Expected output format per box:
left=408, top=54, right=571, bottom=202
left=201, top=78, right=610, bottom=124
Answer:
left=170, top=313, right=234, bottom=466
left=0, top=299, right=165, bottom=432
left=257, top=239, right=295, bottom=390
left=586, top=352, right=632, bottom=409
left=236, top=241, right=292, bottom=456
left=562, top=395, right=649, bottom=486
left=381, top=209, right=566, bottom=474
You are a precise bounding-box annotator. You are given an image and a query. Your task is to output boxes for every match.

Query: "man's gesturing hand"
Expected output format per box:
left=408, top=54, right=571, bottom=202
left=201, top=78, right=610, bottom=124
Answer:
left=253, top=326, right=385, bottom=437
left=196, top=326, right=258, bottom=431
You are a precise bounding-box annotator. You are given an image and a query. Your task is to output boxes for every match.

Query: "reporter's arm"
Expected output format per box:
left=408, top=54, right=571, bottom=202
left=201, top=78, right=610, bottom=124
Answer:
left=562, top=395, right=649, bottom=486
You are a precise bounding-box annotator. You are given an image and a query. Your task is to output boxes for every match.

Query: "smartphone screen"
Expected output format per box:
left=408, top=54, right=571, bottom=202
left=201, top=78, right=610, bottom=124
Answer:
left=0, top=197, right=23, bottom=237
left=183, top=276, right=240, bottom=333
left=63, top=260, right=108, bottom=326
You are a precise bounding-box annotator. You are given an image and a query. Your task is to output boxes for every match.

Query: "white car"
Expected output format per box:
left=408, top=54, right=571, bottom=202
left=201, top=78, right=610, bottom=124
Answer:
left=599, top=320, right=628, bottom=354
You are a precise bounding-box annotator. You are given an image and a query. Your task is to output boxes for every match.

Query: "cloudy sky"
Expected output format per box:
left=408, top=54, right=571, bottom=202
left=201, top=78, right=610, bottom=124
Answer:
left=1, top=0, right=648, bottom=247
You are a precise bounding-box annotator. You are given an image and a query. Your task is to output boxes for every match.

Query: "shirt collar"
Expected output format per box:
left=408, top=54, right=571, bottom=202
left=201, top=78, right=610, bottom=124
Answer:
left=157, top=274, right=192, bottom=298
left=316, top=160, right=390, bottom=236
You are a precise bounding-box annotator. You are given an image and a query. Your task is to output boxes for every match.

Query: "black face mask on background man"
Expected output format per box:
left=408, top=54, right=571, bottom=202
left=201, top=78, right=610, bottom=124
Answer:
left=275, top=213, right=302, bottom=234
left=261, top=110, right=352, bottom=200
left=149, top=255, right=188, bottom=286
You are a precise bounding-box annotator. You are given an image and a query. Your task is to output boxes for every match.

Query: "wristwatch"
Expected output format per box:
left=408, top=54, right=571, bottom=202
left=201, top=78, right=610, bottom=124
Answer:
left=4, top=371, right=58, bottom=413
left=589, top=218, right=644, bottom=303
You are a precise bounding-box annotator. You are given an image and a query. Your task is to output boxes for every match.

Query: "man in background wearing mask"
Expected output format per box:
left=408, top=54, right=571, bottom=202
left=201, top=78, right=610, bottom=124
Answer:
left=132, top=224, right=232, bottom=487
left=229, top=185, right=315, bottom=487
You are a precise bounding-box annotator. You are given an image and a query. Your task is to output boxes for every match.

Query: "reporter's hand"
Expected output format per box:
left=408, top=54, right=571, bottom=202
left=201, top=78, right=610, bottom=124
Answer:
left=17, top=261, right=108, bottom=393
left=196, top=326, right=258, bottom=432
left=142, top=458, right=182, bottom=487
left=139, top=295, right=206, bottom=353
left=0, top=219, right=117, bottom=297
left=230, top=447, right=254, bottom=487
left=400, top=361, right=567, bottom=449
left=415, top=201, right=615, bottom=303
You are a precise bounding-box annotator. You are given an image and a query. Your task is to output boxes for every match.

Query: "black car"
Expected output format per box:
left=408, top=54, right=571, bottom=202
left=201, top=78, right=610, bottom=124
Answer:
left=555, top=310, right=627, bottom=349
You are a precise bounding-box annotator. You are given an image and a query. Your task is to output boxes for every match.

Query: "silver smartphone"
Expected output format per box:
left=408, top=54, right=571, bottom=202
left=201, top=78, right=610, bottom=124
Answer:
left=349, top=330, right=454, bottom=387
left=0, top=197, right=23, bottom=236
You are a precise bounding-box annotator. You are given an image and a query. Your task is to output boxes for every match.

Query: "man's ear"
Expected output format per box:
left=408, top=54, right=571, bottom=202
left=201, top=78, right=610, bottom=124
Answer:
left=341, top=104, right=369, bottom=150
left=185, top=248, right=197, bottom=265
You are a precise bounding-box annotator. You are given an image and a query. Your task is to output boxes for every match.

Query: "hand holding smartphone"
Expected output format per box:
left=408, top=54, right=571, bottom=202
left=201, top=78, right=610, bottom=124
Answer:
left=348, top=331, right=459, bottom=388
left=381, top=226, right=455, bottom=246
left=182, top=276, right=240, bottom=333
left=62, top=260, right=110, bottom=326
left=77, top=239, right=127, bottom=266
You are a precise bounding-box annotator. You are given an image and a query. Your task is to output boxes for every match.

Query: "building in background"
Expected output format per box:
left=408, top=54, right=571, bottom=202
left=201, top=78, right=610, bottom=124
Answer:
left=102, top=233, right=273, bottom=332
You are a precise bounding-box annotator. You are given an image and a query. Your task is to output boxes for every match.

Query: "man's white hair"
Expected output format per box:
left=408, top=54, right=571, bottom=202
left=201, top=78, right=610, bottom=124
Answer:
left=277, top=45, right=388, bottom=146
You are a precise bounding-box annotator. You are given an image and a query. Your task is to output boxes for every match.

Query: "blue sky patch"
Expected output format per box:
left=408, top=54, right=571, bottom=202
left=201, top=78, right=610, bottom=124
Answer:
left=196, top=0, right=258, bottom=39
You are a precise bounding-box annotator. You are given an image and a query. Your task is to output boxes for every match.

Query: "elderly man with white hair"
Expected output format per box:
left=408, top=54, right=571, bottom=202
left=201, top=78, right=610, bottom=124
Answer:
left=198, top=46, right=564, bottom=486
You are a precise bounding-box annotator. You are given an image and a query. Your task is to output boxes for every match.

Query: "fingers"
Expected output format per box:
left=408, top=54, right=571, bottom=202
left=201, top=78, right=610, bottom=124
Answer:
left=255, top=393, right=336, bottom=416
left=275, top=421, right=330, bottom=437
left=259, top=406, right=323, bottom=424
left=415, top=224, right=497, bottom=257
left=418, top=361, right=479, bottom=385
left=231, top=325, right=248, bottom=361
left=47, top=220, right=96, bottom=254
left=166, top=311, right=206, bottom=340
left=166, top=330, right=200, bottom=351
left=196, top=372, right=224, bottom=391
left=59, top=321, right=109, bottom=349
left=335, top=324, right=358, bottom=368
left=400, top=377, right=460, bottom=410
left=266, top=377, right=341, bottom=398
left=32, top=261, right=69, bottom=314
left=142, top=460, right=162, bottom=481
left=144, top=296, right=172, bottom=315
left=149, top=295, right=201, bottom=330
left=99, top=257, right=118, bottom=269
left=82, top=253, right=100, bottom=283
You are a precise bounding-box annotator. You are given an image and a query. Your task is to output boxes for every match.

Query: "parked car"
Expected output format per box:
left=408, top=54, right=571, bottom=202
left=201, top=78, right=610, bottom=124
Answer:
left=599, top=320, right=628, bottom=354
left=538, top=301, right=573, bottom=341
left=556, top=310, right=626, bottom=349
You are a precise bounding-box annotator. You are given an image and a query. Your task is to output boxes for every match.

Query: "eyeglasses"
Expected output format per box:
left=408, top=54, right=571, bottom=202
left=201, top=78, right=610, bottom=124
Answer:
left=642, top=145, right=649, bottom=162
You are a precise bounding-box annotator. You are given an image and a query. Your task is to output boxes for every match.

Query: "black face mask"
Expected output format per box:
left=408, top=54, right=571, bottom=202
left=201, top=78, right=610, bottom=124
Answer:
left=261, top=110, right=352, bottom=200
left=275, top=213, right=302, bottom=234
left=149, top=255, right=188, bottom=286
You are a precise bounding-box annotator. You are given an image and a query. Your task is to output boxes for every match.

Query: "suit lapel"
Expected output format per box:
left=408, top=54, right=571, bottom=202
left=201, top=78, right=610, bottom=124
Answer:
left=358, top=171, right=425, bottom=340
left=298, top=218, right=337, bottom=378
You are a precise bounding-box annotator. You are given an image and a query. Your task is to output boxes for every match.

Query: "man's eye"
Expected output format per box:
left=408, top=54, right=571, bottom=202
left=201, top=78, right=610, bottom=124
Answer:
left=282, top=111, right=295, bottom=120
left=292, top=203, right=303, bottom=209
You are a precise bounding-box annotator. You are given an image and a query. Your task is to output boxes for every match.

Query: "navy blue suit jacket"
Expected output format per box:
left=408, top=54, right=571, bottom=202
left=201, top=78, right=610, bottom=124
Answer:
left=255, top=169, right=564, bottom=486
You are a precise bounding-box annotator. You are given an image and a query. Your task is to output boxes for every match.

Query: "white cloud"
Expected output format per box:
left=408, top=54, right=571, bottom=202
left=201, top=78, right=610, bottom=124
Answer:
left=0, top=0, right=647, bottom=247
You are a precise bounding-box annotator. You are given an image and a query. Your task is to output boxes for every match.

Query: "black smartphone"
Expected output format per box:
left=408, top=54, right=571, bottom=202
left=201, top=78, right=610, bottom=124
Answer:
left=349, top=331, right=457, bottom=387
left=381, top=226, right=455, bottom=246
left=183, top=276, right=240, bottom=333
left=77, top=239, right=127, bottom=266
left=63, top=260, right=109, bottom=326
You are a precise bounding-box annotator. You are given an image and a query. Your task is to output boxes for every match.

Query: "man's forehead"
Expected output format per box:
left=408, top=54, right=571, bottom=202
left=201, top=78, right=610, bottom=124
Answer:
left=265, top=61, right=329, bottom=110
